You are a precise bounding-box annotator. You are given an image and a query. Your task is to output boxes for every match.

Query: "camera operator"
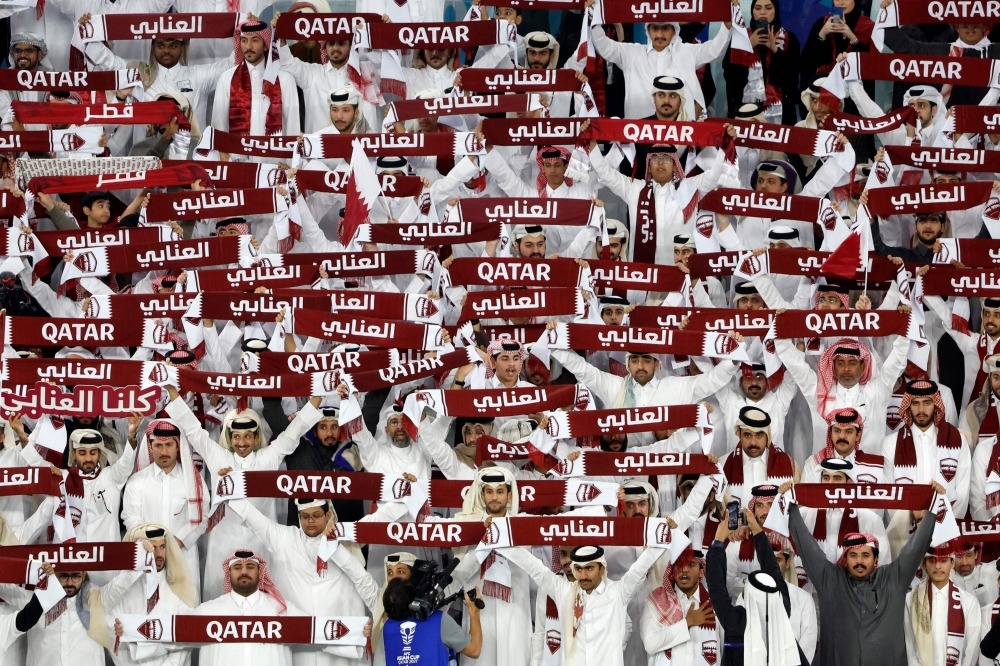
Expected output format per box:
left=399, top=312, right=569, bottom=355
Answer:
left=382, top=579, right=483, bottom=666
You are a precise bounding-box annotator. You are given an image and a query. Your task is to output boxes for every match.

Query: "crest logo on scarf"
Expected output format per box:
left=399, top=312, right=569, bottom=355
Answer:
left=655, top=521, right=671, bottom=545
left=696, top=213, right=714, bottom=238
left=941, top=458, right=957, bottom=482
left=147, top=363, right=168, bottom=384
left=74, top=251, right=97, bottom=273
left=713, top=334, right=738, bottom=356
left=703, top=640, right=718, bottom=664
left=324, top=620, right=350, bottom=641
left=139, top=619, right=164, bottom=640
left=546, top=629, right=561, bottom=654
left=482, top=522, right=502, bottom=546
left=78, top=20, right=96, bottom=39
left=875, top=159, right=891, bottom=184
left=18, top=233, right=34, bottom=254
left=216, top=475, right=235, bottom=498
left=465, top=133, right=484, bottom=154
left=986, top=197, right=1000, bottom=221
left=321, top=371, right=341, bottom=395
left=947, top=647, right=960, bottom=666
left=299, top=138, right=314, bottom=159
left=392, top=477, right=412, bottom=500
left=575, top=483, right=599, bottom=503
left=557, top=459, right=574, bottom=476
left=820, top=206, right=838, bottom=232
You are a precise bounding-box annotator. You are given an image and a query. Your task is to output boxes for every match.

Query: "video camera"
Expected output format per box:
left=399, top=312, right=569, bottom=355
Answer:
left=408, top=557, right=485, bottom=621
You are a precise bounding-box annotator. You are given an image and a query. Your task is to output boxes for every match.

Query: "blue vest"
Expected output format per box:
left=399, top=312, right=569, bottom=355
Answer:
left=383, top=611, right=450, bottom=666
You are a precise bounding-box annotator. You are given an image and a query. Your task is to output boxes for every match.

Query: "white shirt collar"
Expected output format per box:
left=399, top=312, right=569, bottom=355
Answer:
left=153, top=465, right=181, bottom=479
left=230, top=589, right=261, bottom=608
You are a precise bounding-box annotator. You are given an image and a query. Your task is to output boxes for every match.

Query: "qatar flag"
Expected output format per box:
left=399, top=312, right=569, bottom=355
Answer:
left=340, top=140, right=381, bottom=245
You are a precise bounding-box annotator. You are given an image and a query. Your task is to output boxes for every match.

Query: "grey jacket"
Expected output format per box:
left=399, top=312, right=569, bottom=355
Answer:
left=788, top=502, right=934, bottom=666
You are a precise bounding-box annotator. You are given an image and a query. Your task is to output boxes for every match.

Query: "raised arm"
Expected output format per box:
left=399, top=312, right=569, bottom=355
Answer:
left=415, top=414, right=473, bottom=480
left=501, top=545, right=574, bottom=600
left=616, top=546, right=667, bottom=604
left=257, top=399, right=323, bottom=466
left=165, top=392, right=229, bottom=473
left=329, top=542, right=380, bottom=612
left=787, top=503, right=837, bottom=590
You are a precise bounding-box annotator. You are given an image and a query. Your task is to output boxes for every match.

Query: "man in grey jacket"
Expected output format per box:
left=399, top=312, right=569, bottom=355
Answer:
left=786, top=479, right=945, bottom=665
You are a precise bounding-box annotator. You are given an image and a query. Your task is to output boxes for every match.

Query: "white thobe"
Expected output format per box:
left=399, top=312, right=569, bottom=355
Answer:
left=590, top=27, right=731, bottom=118
left=21, top=440, right=137, bottom=544
left=640, top=585, right=722, bottom=666
left=904, top=583, right=981, bottom=666
left=0, top=601, right=25, bottom=666
left=716, top=376, right=797, bottom=451
left=194, top=590, right=302, bottom=666
left=229, top=500, right=386, bottom=666
left=81, top=40, right=232, bottom=129
left=22, top=571, right=142, bottom=666
left=880, top=424, right=972, bottom=518
left=955, top=564, right=999, bottom=608
left=278, top=44, right=374, bottom=134
left=166, top=398, right=321, bottom=599
left=110, top=570, right=194, bottom=666
left=212, top=61, right=301, bottom=136
left=505, top=546, right=666, bottom=666
left=121, top=464, right=208, bottom=601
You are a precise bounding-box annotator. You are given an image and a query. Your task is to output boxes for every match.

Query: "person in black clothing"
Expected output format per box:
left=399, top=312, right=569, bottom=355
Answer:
left=263, top=399, right=365, bottom=525
left=722, top=0, right=800, bottom=126
left=982, top=560, right=1000, bottom=660
left=706, top=507, right=808, bottom=665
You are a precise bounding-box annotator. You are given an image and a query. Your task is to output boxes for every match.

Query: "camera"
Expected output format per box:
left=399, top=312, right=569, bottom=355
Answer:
left=408, top=558, right=484, bottom=621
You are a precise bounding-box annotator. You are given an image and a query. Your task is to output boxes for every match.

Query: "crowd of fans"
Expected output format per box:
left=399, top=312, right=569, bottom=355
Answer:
left=3, top=0, right=1000, bottom=665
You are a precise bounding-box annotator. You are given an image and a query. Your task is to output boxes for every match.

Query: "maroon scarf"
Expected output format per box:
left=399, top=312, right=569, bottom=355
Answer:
left=295, top=170, right=422, bottom=196
left=451, top=197, right=597, bottom=226
left=480, top=119, right=585, bottom=146
left=163, top=160, right=285, bottom=189
left=570, top=450, right=718, bottom=477
left=822, top=106, right=917, bottom=134
left=273, top=12, right=379, bottom=40
left=582, top=119, right=727, bottom=147
left=0, top=69, right=140, bottom=92
left=545, top=322, right=741, bottom=358
left=688, top=250, right=896, bottom=283
left=588, top=259, right=685, bottom=292
left=794, top=483, right=934, bottom=510
left=357, top=221, right=503, bottom=245
left=923, top=268, right=1000, bottom=297
left=629, top=306, right=775, bottom=338
left=950, top=105, right=1000, bottom=134
left=0, top=542, right=151, bottom=571
left=700, top=188, right=826, bottom=222
left=79, top=13, right=238, bottom=41
left=2, top=383, right=159, bottom=419
left=459, top=68, right=584, bottom=93
left=293, top=308, right=444, bottom=350
left=28, top=163, right=209, bottom=195
left=885, top=145, right=1000, bottom=173
left=363, top=20, right=515, bottom=50
left=447, top=258, right=584, bottom=289
left=597, top=0, right=729, bottom=21
left=12, top=101, right=189, bottom=128
left=722, top=443, right=794, bottom=493
left=195, top=129, right=297, bottom=159
left=254, top=350, right=396, bottom=375
left=460, top=287, right=582, bottom=321
left=892, top=422, right=963, bottom=484
left=0, top=467, right=62, bottom=497
left=544, top=404, right=706, bottom=439
left=866, top=182, right=994, bottom=217
left=229, top=64, right=283, bottom=137
left=772, top=309, right=916, bottom=340
left=145, top=187, right=281, bottom=223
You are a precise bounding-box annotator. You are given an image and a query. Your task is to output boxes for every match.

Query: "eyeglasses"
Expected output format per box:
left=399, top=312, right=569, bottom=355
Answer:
left=649, top=155, right=672, bottom=164
left=12, top=47, right=38, bottom=56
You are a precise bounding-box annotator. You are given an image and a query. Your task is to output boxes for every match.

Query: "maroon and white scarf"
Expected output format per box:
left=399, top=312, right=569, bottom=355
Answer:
left=460, top=287, right=583, bottom=322
left=294, top=169, right=422, bottom=197
left=725, top=119, right=850, bottom=163
left=292, top=308, right=446, bottom=351
left=946, top=105, right=1000, bottom=136
left=0, top=466, right=62, bottom=496
left=296, top=131, right=484, bottom=160
left=792, top=483, right=935, bottom=511
left=583, top=119, right=727, bottom=147
left=358, top=19, right=516, bottom=50
left=480, top=119, right=585, bottom=147
left=446, top=258, right=586, bottom=289
left=11, top=101, right=189, bottom=128
left=700, top=188, right=831, bottom=222
left=593, top=0, right=729, bottom=22
left=478, top=516, right=683, bottom=550
left=458, top=67, right=584, bottom=94
left=770, top=309, right=921, bottom=340
left=822, top=106, right=917, bottom=135
left=273, top=12, right=378, bottom=40
left=688, top=250, right=897, bottom=284
left=892, top=423, right=963, bottom=486
left=884, top=145, right=1000, bottom=173
left=401, top=386, right=581, bottom=438
left=866, top=182, right=994, bottom=217
left=447, top=197, right=602, bottom=228
left=542, top=404, right=708, bottom=440
left=144, top=187, right=284, bottom=223
left=28, top=163, right=210, bottom=195
left=0, top=542, right=153, bottom=572
left=252, top=350, right=396, bottom=375
left=629, top=306, right=776, bottom=338
left=0, top=69, right=141, bottom=93
left=383, top=93, right=540, bottom=132
left=722, top=443, right=795, bottom=505
left=923, top=268, right=1000, bottom=297
left=0, top=128, right=103, bottom=154
left=116, top=613, right=368, bottom=646
left=558, top=450, right=719, bottom=477
left=164, top=160, right=284, bottom=189
left=428, top=479, right=616, bottom=511
left=354, top=221, right=504, bottom=246
left=195, top=128, right=298, bottom=159
left=59, top=236, right=252, bottom=282
left=2, top=382, right=160, bottom=419
left=910, top=579, right=967, bottom=666
left=2, top=314, right=173, bottom=349
left=340, top=347, right=477, bottom=394
left=77, top=12, right=238, bottom=43
left=542, top=322, right=744, bottom=360
left=588, top=259, right=686, bottom=293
